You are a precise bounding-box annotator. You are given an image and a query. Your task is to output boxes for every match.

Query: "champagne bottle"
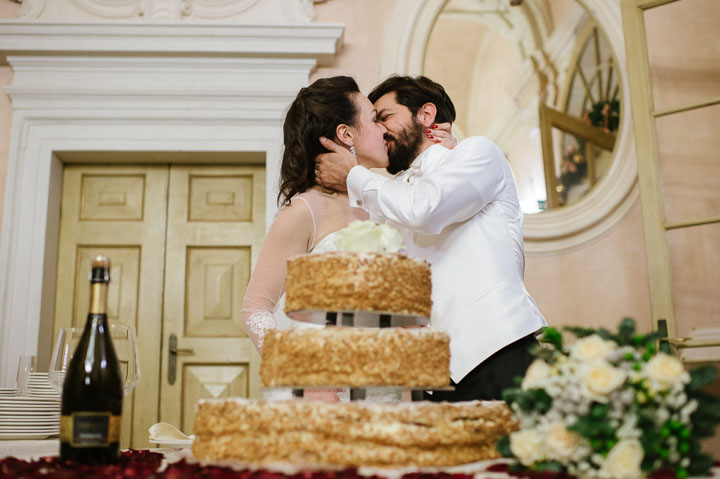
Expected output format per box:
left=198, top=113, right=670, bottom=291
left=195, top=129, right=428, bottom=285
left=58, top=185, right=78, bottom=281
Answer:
left=60, top=256, right=123, bottom=463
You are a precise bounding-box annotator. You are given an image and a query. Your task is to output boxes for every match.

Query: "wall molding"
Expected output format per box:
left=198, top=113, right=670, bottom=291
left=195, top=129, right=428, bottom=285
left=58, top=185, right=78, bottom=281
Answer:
left=18, top=0, right=316, bottom=23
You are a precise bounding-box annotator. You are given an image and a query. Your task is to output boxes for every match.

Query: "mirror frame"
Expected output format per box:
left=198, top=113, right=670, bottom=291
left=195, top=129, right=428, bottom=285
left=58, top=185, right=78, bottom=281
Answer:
left=380, top=0, right=638, bottom=255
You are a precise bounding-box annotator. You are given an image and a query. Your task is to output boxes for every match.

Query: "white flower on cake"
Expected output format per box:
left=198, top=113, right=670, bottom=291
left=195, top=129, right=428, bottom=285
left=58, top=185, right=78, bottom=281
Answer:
left=334, top=220, right=404, bottom=254
left=581, top=360, right=626, bottom=402
left=570, top=334, right=617, bottom=362
left=509, top=429, right=545, bottom=466
left=521, top=359, right=550, bottom=390
left=644, top=352, right=687, bottom=390
left=598, top=439, right=644, bottom=479
left=544, top=422, right=581, bottom=461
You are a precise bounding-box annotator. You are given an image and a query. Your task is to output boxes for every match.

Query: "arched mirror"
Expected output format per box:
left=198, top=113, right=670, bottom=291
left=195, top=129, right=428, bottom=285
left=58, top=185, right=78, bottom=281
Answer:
left=424, top=0, right=622, bottom=215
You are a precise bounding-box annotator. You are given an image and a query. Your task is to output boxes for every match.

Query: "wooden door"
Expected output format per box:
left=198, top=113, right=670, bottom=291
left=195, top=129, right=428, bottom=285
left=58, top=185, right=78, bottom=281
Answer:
left=159, top=166, right=265, bottom=434
left=55, top=163, right=266, bottom=447
left=54, top=165, right=168, bottom=449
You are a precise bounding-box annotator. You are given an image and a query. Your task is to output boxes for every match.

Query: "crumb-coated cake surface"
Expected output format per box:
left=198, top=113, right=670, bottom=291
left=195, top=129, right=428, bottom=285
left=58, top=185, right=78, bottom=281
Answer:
left=192, top=398, right=518, bottom=467
left=260, top=328, right=450, bottom=388
left=284, top=253, right=432, bottom=318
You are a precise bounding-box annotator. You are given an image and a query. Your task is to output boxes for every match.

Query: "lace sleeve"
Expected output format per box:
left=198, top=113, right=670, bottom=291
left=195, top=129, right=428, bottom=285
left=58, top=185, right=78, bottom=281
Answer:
left=241, top=197, right=315, bottom=353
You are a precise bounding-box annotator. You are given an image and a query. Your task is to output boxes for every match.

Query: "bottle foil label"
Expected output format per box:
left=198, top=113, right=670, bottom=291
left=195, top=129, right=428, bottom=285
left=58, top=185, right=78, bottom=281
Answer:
left=61, top=413, right=121, bottom=447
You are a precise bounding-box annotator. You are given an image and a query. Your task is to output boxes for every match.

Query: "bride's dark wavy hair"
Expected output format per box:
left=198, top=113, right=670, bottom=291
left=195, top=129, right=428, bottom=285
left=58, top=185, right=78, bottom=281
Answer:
left=278, top=76, right=360, bottom=207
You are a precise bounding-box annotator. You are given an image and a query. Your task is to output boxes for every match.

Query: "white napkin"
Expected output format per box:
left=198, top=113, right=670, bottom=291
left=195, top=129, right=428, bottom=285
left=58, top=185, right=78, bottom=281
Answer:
left=148, top=422, right=195, bottom=445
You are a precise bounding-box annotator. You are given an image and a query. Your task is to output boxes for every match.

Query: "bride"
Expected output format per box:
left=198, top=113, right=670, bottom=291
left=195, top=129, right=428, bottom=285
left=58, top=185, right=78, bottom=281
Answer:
left=241, top=76, right=453, bottom=401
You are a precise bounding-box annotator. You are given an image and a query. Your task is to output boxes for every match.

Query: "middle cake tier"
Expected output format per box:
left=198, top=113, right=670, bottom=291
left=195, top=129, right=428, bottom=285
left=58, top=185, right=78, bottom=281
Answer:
left=260, top=327, right=450, bottom=389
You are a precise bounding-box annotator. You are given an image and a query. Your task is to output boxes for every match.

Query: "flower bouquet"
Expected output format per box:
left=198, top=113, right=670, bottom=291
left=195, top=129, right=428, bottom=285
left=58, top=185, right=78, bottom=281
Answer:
left=497, top=318, right=720, bottom=478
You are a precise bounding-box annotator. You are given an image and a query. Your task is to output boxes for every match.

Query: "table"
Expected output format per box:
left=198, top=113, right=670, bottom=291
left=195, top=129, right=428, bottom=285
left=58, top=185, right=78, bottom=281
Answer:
left=0, top=441, right=718, bottom=479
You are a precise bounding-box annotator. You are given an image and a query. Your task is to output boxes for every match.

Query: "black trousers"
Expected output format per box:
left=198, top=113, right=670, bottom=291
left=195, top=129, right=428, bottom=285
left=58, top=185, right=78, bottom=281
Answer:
left=419, top=333, right=538, bottom=402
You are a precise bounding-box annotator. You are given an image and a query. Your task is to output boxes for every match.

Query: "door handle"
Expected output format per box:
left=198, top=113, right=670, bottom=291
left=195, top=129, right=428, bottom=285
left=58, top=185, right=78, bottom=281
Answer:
left=168, top=333, right=194, bottom=385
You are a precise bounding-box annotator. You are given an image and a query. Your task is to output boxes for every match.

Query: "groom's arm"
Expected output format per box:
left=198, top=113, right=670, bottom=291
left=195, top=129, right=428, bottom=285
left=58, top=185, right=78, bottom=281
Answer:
left=347, top=137, right=506, bottom=235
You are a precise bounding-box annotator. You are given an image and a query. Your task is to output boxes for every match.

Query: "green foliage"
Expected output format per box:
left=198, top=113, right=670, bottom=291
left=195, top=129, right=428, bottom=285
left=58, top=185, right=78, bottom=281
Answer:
left=689, top=390, right=720, bottom=438
left=688, top=364, right=719, bottom=392
left=528, top=343, right=557, bottom=364
left=687, top=452, right=714, bottom=476
left=615, top=317, right=637, bottom=344
left=562, top=325, right=599, bottom=339
left=502, top=387, right=553, bottom=414
left=538, top=327, right=563, bottom=351
left=563, top=318, right=665, bottom=349
left=568, top=414, right=615, bottom=443
left=495, top=434, right=512, bottom=458
left=534, top=461, right=565, bottom=473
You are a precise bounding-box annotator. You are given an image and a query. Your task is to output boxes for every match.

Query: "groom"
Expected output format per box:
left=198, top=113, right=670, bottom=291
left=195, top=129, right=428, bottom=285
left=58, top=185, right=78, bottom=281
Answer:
left=315, top=75, right=546, bottom=401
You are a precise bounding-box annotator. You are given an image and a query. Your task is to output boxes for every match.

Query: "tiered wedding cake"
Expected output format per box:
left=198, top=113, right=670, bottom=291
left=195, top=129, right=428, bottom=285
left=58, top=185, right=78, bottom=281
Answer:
left=192, top=221, right=517, bottom=467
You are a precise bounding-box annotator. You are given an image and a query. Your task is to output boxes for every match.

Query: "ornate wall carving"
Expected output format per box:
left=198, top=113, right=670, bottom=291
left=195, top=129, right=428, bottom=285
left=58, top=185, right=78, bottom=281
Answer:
left=18, top=0, right=316, bottom=22
left=181, top=0, right=261, bottom=19
left=71, top=0, right=143, bottom=18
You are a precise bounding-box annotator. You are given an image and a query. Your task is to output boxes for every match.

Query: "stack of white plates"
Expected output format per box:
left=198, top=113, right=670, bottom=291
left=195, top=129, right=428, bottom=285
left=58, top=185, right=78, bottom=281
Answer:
left=0, top=387, right=19, bottom=397
left=26, top=372, right=61, bottom=399
left=0, top=373, right=60, bottom=440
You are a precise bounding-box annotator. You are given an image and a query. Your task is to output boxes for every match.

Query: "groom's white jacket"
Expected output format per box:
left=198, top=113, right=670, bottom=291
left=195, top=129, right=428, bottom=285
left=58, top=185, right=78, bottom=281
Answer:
left=347, top=136, right=546, bottom=383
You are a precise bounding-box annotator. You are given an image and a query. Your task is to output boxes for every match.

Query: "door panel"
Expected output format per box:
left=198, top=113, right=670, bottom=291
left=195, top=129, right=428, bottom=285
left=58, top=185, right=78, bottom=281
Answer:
left=54, top=165, right=168, bottom=449
left=160, top=166, right=265, bottom=434
left=72, top=247, right=140, bottom=328
left=185, top=247, right=252, bottom=337
left=181, top=364, right=249, bottom=434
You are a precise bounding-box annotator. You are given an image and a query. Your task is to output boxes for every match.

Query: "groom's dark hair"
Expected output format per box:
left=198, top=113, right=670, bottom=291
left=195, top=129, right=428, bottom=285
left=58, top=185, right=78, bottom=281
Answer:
left=368, top=75, right=456, bottom=124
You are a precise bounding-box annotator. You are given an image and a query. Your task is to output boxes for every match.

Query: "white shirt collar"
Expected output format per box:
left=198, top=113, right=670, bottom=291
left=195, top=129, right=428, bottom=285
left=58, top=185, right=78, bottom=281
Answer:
left=408, top=143, right=444, bottom=170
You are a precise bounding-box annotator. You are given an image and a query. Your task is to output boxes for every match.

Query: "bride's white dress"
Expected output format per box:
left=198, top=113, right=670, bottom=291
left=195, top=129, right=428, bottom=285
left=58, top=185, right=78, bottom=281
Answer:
left=244, top=190, right=401, bottom=403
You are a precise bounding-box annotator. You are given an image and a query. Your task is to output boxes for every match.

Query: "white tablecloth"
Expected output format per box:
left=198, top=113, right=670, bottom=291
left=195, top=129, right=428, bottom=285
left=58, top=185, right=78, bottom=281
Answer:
left=0, top=439, right=59, bottom=461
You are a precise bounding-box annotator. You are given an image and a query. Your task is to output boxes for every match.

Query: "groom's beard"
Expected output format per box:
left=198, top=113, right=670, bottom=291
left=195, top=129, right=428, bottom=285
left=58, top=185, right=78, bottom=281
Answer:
left=384, top=119, right=425, bottom=175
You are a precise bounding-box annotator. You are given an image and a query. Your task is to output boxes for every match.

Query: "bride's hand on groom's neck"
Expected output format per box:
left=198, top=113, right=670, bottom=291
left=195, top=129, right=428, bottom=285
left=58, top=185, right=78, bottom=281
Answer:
left=314, top=137, right=357, bottom=193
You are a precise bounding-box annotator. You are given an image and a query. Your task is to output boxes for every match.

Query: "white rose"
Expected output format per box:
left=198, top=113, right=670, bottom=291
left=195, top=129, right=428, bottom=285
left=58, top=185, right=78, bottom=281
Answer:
left=522, top=359, right=550, bottom=390
left=377, top=223, right=404, bottom=253
left=510, top=429, right=544, bottom=466
left=581, top=360, right=627, bottom=402
left=334, top=220, right=404, bottom=253
left=570, top=335, right=617, bottom=362
left=544, top=422, right=581, bottom=461
left=599, top=439, right=644, bottom=479
left=645, top=353, right=686, bottom=389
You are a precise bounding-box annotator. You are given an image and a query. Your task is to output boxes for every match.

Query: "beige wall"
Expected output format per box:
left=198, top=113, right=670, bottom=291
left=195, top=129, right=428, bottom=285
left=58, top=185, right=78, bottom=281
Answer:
left=311, top=0, right=397, bottom=93
left=525, top=203, right=652, bottom=331
left=0, top=1, right=19, bottom=233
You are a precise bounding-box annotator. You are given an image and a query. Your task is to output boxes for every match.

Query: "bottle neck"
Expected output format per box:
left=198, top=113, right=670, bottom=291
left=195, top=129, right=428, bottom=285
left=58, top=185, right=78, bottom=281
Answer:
left=89, top=282, right=109, bottom=316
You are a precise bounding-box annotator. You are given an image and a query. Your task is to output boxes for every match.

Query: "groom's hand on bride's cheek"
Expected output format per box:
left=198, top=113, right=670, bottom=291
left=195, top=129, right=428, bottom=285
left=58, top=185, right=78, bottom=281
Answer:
left=314, top=137, right=357, bottom=192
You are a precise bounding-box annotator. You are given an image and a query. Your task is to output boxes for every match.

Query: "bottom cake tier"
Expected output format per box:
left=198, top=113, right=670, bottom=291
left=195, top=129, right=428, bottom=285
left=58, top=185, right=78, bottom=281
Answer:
left=192, top=398, right=518, bottom=467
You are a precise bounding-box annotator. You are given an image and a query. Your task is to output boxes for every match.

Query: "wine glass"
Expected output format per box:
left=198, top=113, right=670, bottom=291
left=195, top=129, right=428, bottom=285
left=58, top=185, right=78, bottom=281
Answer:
left=48, top=324, right=141, bottom=396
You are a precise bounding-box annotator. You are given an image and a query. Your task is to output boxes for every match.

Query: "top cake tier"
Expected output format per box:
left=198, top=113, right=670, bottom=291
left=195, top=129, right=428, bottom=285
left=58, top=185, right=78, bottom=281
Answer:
left=284, top=252, right=432, bottom=319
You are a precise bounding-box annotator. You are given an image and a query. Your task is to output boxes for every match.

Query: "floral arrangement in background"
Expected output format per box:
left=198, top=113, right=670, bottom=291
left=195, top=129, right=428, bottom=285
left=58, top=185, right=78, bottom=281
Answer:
left=555, top=100, right=621, bottom=206
left=584, top=100, right=620, bottom=134
left=497, top=318, right=720, bottom=479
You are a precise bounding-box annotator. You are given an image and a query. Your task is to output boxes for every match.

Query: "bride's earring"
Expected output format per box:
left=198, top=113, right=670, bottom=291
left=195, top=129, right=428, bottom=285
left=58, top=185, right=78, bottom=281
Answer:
left=350, top=142, right=357, bottom=160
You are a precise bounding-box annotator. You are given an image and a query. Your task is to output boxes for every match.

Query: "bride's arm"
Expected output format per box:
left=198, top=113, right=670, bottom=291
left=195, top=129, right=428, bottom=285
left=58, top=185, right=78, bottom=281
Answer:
left=241, top=198, right=314, bottom=354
